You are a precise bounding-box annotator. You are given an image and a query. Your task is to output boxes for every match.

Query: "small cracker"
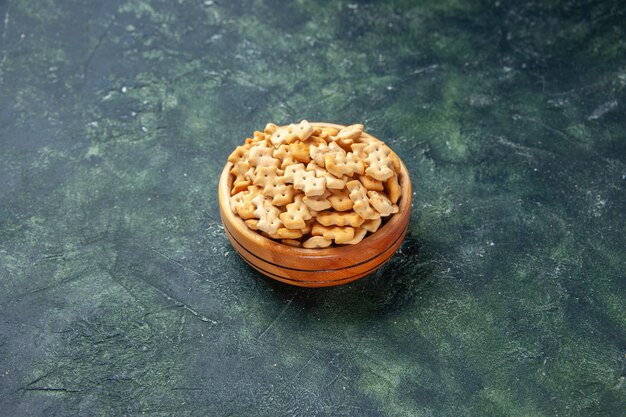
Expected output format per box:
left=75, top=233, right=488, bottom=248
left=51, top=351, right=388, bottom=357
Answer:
left=385, top=172, right=401, bottom=204
left=273, top=144, right=297, bottom=169
left=230, top=187, right=261, bottom=220
left=368, top=190, right=399, bottom=217
left=281, top=239, right=302, bottom=247
left=279, top=194, right=314, bottom=230
left=362, top=217, right=382, bottom=233
left=351, top=142, right=368, bottom=159
left=249, top=143, right=280, bottom=170
left=289, top=142, right=311, bottom=164
left=310, top=141, right=344, bottom=167
left=253, top=130, right=266, bottom=143
left=253, top=166, right=294, bottom=206
left=309, top=142, right=331, bottom=167
left=252, top=194, right=282, bottom=235
left=301, top=218, right=316, bottom=235
left=264, top=123, right=279, bottom=135
left=245, top=219, right=259, bottom=230
left=305, top=135, right=328, bottom=147
left=328, top=188, right=354, bottom=211
left=311, top=223, right=356, bottom=245
left=321, top=127, right=339, bottom=138
left=334, top=124, right=364, bottom=141
left=334, top=138, right=354, bottom=152
left=316, top=211, right=365, bottom=228
left=302, top=236, right=332, bottom=249
left=306, top=162, right=346, bottom=189
left=344, top=227, right=368, bottom=245
left=228, top=145, right=249, bottom=164
left=230, top=160, right=253, bottom=194
left=358, top=174, right=384, bottom=191
left=303, top=191, right=332, bottom=211
left=346, top=180, right=380, bottom=220
left=229, top=190, right=245, bottom=214
left=270, top=120, right=313, bottom=146
left=324, top=152, right=365, bottom=178
left=270, top=227, right=304, bottom=240
left=284, top=164, right=326, bottom=196
left=364, top=142, right=398, bottom=181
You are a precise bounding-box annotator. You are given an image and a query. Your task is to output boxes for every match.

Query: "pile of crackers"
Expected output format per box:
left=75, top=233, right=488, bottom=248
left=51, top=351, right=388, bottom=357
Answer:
left=227, top=121, right=402, bottom=248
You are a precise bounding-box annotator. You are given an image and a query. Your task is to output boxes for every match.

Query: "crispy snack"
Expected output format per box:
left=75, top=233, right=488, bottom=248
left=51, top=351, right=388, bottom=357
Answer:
left=279, top=195, right=314, bottom=230
left=316, top=211, right=365, bottom=228
left=302, top=236, right=332, bottom=249
left=346, top=180, right=380, bottom=220
left=227, top=121, right=403, bottom=246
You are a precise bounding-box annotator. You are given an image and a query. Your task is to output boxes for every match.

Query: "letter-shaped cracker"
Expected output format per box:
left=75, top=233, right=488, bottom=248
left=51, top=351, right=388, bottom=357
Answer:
left=328, top=187, right=354, bottom=211
left=253, top=166, right=294, bottom=206
left=345, top=227, right=368, bottom=245
left=306, top=162, right=346, bottom=189
left=273, top=144, right=297, bottom=169
left=230, top=160, right=253, bottom=194
left=289, top=142, right=310, bottom=163
left=284, top=163, right=326, bottom=196
left=252, top=194, right=282, bottom=235
left=364, top=142, right=399, bottom=181
left=230, top=187, right=261, bottom=220
left=358, top=174, right=384, bottom=191
left=264, top=123, right=278, bottom=135
left=368, top=190, right=399, bottom=217
left=311, top=223, right=356, bottom=245
left=270, top=228, right=304, bottom=240
left=249, top=143, right=280, bottom=170
left=303, top=191, right=332, bottom=211
left=324, top=152, right=365, bottom=178
left=270, top=120, right=313, bottom=146
left=346, top=180, right=380, bottom=220
left=281, top=239, right=302, bottom=247
left=302, top=236, right=332, bottom=249
left=335, top=124, right=364, bottom=141
left=228, top=145, right=249, bottom=164
left=279, top=195, right=314, bottom=230
left=316, top=211, right=365, bottom=228
left=385, top=172, right=401, bottom=204
left=362, top=217, right=382, bottom=233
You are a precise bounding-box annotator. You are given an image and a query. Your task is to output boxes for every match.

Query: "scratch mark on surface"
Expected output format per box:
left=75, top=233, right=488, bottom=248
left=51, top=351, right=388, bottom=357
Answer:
left=325, top=372, right=341, bottom=389
left=177, top=314, right=186, bottom=342
left=17, top=271, right=85, bottom=299
left=22, top=387, right=82, bottom=393
left=0, top=5, right=9, bottom=88
left=81, top=16, right=115, bottom=82
left=588, top=100, right=618, bottom=121
left=133, top=273, right=217, bottom=325
left=496, top=136, right=536, bottom=160
left=257, top=295, right=294, bottom=340
left=22, top=369, right=58, bottom=389
left=291, top=351, right=317, bottom=382
left=518, top=115, right=576, bottom=143
left=170, top=386, right=204, bottom=391
left=150, top=246, right=202, bottom=276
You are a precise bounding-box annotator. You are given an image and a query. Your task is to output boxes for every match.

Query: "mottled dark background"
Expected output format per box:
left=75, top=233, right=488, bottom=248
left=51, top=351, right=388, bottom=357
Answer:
left=0, top=0, right=625, bottom=416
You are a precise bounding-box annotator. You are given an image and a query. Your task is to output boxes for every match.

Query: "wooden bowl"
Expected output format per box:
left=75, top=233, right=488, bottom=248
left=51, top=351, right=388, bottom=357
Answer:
left=218, top=122, right=412, bottom=288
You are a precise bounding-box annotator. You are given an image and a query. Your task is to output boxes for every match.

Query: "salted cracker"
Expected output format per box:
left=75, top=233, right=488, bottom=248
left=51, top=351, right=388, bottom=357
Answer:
left=316, top=211, right=364, bottom=228
left=346, top=180, right=380, bottom=220
left=270, top=120, right=314, bottom=146
left=368, top=190, right=399, bottom=217
left=279, top=195, right=314, bottom=230
left=302, top=236, right=332, bottom=249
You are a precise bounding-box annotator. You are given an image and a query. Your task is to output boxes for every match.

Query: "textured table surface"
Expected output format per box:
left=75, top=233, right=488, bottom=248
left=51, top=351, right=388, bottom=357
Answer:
left=1, top=0, right=625, bottom=416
